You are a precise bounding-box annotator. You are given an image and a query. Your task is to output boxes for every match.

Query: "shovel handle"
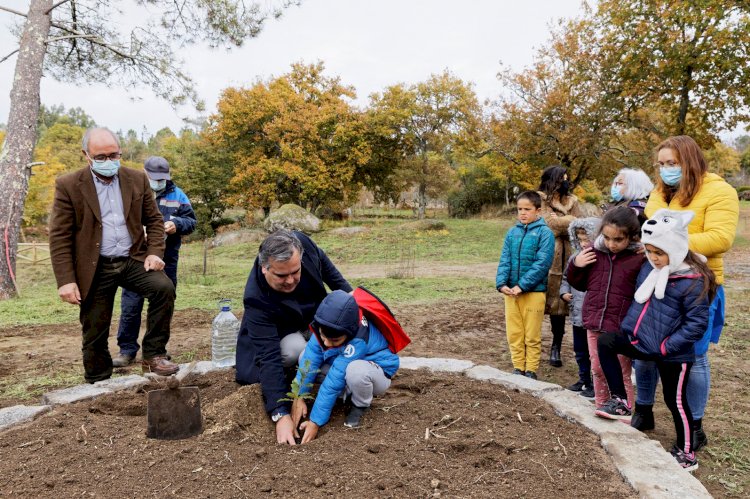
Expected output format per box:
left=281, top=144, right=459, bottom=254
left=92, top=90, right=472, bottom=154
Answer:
left=175, top=360, right=198, bottom=384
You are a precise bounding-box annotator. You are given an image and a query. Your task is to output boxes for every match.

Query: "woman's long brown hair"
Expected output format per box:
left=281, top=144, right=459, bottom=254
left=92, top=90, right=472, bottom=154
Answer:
left=684, top=250, right=717, bottom=304
left=654, top=135, right=708, bottom=206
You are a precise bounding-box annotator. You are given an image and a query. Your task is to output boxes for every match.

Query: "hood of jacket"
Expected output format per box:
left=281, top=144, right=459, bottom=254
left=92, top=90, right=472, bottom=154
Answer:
left=311, top=289, right=360, bottom=339
left=568, top=217, right=601, bottom=251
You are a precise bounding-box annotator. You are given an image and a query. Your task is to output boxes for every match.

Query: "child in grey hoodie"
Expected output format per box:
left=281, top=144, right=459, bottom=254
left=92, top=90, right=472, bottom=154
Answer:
left=559, top=217, right=600, bottom=398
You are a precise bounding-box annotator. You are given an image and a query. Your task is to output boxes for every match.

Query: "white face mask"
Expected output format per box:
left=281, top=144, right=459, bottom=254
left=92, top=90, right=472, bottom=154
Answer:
left=149, top=179, right=167, bottom=192
left=91, top=159, right=120, bottom=177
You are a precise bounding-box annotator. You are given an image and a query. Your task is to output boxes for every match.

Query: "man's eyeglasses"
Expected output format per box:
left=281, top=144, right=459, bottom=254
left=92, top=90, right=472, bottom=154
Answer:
left=87, top=152, right=122, bottom=162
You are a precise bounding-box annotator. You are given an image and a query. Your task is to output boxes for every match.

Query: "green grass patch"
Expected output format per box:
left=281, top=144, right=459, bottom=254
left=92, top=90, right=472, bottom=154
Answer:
left=316, top=217, right=510, bottom=265
left=349, top=276, right=494, bottom=305
left=3, top=214, right=508, bottom=326
left=0, top=369, right=84, bottom=402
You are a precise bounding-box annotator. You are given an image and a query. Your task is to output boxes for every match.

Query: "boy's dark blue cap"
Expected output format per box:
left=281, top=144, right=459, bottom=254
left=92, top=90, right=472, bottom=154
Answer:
left=311, top=290, right=360, bottom=339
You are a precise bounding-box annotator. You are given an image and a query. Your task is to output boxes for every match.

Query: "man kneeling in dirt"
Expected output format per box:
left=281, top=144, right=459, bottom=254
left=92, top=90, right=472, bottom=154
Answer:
left=235, top=229, right=352, bottom=445
left=292, top=290, right=400, bottom=443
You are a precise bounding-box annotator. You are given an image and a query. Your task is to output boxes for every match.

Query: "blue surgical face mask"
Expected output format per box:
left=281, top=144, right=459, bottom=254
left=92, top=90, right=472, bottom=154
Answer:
left=150, top=179, right=167, bottom=192
left=91, top=159, right=120, bottom=178
left=610, top=184, right=623, bottom=202
left=659, top=166, right=682, bottom=186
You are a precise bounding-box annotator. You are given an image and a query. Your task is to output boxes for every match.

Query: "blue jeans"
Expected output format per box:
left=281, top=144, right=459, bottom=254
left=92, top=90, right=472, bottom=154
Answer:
left=634, top=285, right=723, bottom=419
left=117, top=264, right=177, bottom=357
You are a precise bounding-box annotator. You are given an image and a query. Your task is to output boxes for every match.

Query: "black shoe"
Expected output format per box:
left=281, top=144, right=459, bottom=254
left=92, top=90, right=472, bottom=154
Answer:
left=567, top=380, right=586, bottom=392
left=112, top=353, right=135, bottom=367
left=549, top=345, right=562, bottom=367
left=512, top=368, right=526, bottom=376
left=670, top=446, right=698, bottom=472
left=579, top=385, right=595, bottom=399
left=630, top=404, right=655, bottom=431
left=595, top=397, right=632, bottom=420
left=344, top=406, right=369, bottom=428
left=524, top=371, right=537, bottom=380
left=693, top=427, right=708, bottom=452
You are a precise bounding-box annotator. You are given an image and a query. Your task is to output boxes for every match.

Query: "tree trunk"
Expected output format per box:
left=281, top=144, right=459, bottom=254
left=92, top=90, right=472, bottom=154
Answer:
left=416, top=182, right=427, bottom=219
left=0, top=0, right=52, bottom=299
left=676, top=64, right=694, bottom=135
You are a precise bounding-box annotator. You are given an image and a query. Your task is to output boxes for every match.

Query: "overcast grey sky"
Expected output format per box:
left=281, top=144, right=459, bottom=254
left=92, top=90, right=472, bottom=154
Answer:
left=0, top=1, right=588, bottom=136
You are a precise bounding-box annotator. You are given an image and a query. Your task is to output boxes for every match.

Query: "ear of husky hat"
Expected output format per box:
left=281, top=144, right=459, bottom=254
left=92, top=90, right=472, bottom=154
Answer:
left=634, top=209, right=694, bottom=302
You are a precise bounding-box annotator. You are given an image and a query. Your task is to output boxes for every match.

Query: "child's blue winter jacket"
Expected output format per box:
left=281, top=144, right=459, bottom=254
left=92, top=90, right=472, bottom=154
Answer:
left=296, top=290, right=399, bottom=427
left=496, top=217, right=555, bottom=292
left=621, top=263, right=710, bottom=362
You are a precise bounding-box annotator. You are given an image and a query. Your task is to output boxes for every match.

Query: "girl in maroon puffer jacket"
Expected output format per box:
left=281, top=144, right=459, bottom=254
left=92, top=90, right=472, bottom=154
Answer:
left=566, top=206, right=646, bottom=412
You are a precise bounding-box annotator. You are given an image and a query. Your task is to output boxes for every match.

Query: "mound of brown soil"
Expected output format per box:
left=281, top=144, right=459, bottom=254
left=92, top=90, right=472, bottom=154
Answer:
left=0, top=370, right=635, bottom=497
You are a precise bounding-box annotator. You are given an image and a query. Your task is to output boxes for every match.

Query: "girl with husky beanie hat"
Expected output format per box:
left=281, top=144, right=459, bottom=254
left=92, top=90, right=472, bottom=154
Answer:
left=595, top=209, right=717, bottom=472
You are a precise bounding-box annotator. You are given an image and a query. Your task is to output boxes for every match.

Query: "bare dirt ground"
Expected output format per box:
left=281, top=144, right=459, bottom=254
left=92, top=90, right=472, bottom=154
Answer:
left=1, top=252, right=747, bottom=497
left=0, top=369, right=636, bottom=498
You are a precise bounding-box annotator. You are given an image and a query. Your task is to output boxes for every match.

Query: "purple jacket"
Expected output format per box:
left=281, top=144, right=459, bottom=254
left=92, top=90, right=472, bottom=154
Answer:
left=566, top=249, right=645, bottom=333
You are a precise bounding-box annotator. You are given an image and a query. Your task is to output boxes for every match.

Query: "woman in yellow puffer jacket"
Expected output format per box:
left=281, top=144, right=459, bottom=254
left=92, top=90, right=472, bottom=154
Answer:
left=631, top=135, right=739, bottom=452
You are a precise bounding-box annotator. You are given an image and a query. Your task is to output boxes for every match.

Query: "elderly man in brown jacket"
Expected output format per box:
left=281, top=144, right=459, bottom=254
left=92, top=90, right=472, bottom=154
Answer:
left=49, top=127, right=179, bottom=382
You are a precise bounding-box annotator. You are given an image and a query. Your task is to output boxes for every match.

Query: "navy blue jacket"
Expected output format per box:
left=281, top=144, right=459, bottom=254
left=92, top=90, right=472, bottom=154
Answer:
left=235, top=232, right=352, bottom=414
left=156, top=181, right=196, bottom=268
left=621, top=263, right=710, bottom=362
left=297, top=290, right=399, bottom=426
left=496, top=217, right=555, bottom=292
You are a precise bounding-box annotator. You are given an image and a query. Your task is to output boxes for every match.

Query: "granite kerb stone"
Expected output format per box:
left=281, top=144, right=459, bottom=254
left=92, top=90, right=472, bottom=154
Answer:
left=600, top=433, right=711, bottom=498
left=399, top=356, right=474, bottom=373
left=0, top=405, right=52, bottom=432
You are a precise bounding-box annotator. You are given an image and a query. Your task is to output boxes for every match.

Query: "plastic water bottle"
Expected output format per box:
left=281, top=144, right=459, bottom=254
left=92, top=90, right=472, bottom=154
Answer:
left=212, top=299, right=240, bottom=368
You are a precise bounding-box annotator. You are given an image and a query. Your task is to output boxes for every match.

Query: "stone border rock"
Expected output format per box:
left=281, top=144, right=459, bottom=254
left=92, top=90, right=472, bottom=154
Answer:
left=0, top=357, right=708, bottom=498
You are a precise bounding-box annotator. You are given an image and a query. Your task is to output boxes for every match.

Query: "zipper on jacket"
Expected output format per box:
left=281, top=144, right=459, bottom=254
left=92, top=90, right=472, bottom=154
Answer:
left=515, top=225, right=529, bottom=285
left=598, top=253, right=614, bottom=331
left=630, top=299, right=650, bottom=345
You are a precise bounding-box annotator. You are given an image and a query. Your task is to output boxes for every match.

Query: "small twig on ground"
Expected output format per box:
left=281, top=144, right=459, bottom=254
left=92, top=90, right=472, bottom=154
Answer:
left=433, top=416, right=462, bottom=431
left=472, top=465, right=530, bottom=484
left=516, top=412, right=524, bottom=423
left=424, top=427, right=430, bottom=440
left=504, top=392, right=513, bottom=404
left=557, top=436, right=567, bottom=456
left=428, top=429, right=448, bottom=439
left=17, top=438, right=44, bottom=449
left=379, top=401, right=407, bottom=412
left=531, top=459, right=554, bottom=481
left=233, top=482, right=248, bottom=497
left=161, top=483, right=172, bottom=491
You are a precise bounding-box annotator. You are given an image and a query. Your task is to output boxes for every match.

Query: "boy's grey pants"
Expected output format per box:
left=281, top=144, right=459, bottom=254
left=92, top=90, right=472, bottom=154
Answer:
left=286, top=332, right=391, bottom=408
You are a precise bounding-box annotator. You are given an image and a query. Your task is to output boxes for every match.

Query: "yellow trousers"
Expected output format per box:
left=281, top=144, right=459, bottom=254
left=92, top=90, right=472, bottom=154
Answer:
left=504, top=292, right=545, bottom=373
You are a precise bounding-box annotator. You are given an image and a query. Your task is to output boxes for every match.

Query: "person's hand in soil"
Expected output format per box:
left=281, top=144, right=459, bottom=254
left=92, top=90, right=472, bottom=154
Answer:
left=561, top=293, right=573, bottom=303
left=291, top=398, right=308, bottom=428
left=499, top=286, right=514, bottom=296
left=275, top=415, right=299, bottom=445
left=58, top=282, right=81, bottom=305
left=574, top=247, right=596, bottom=267
left=299, top=421, right=319, bottom=444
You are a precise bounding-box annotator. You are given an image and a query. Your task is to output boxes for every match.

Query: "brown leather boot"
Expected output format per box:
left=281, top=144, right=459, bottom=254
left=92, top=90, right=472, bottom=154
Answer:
left=142, top=356, right=179, bottom=376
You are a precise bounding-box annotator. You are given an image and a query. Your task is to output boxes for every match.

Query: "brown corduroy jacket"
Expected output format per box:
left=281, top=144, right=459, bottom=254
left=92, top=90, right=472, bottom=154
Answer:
left=49, top=166, right=165, bottom=301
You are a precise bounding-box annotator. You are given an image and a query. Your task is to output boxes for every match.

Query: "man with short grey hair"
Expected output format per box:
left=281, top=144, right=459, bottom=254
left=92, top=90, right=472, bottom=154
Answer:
left=236, top=229, right=351, bottom=445
left=49, top=127, right=179, bottom=382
